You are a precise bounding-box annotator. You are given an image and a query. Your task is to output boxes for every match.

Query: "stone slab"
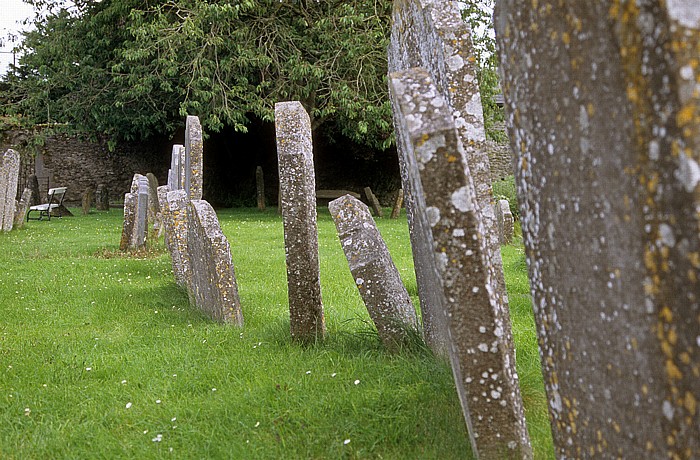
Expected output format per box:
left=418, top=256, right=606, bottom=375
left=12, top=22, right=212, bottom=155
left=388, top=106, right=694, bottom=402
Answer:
left=363, top=186, right=384, bottom=218
left=14, top=187, right=31, bottom=229
left=163, top=189, right=190, bottom=288
left=0, top=149, right=20, bottom=232
left=390, top=188, right=404, bottom=219
left=185, top=117, right=203, bottom=201
left=95, top=184, right=109, bottom=211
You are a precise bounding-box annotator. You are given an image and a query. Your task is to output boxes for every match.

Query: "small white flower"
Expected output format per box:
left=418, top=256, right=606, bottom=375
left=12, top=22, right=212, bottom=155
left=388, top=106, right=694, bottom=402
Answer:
left=343, top=439, right=351, bottom=445
left=254, top=422, right=260, bottom=428
left=24, top=408, right=30, bottom=415
left=156, top=399, right=161, bottom=404
left=171, top=417, right=177, bottom=422
left=121, top=380, right=127, bottom=384
left=143, top=430, right=149, bottom=434
left=354, top=380, right=360, bottom=385
left=126, top=402, right=132, bottom=409
left=152, top=434, right=163, bottom=442
left=85, top=367, right=92, bottom=371
left=331, top=373, right=337, bottom=378
left=306, top=370, right=311, bottom=375
left=211, top=388, right=217, bottom=392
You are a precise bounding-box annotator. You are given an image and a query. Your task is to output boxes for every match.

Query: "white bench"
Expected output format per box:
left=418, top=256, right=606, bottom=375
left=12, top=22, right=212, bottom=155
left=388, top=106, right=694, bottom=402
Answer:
left=27, top=187, right=67, bottom=221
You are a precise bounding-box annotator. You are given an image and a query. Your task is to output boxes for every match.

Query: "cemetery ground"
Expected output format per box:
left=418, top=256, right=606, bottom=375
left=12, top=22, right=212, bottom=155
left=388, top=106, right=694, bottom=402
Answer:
left=0, top=206, right=553, bottom=459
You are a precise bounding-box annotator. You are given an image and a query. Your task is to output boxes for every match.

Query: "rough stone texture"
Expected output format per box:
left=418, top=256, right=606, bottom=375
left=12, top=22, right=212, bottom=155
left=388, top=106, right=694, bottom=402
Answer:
left=186, top=199, right=244, bottom=325
left=156, top=185, right=168, bottom=239
left=389, top=68, right=531, bottom=459
left=329, top=194, right=418, bottom=350
left=487, top=139, right=515, bottom=181
left=185, top=117, right=203, bottom=201
left=131, top=175, right=149, bottom=248
left=0, top=149, right=20, bottom=232
left=82, top=188, right=93, bottom=215
left=256, top=166, right=266, bottom=211
left=119, top=192, right=136, bottom=251
left=146, top=172, right=160, bottom=230
left=28, top=174, right=40, bottom=206
left=363, top=186, right=384, bottom=218
left=390, top=188, right=404, bottom=219
left=162, top=189, right=190, bottom=288
left=495, top=2, right=700, bottom=458
left=275, top=101, right=326, bottom=342
left=389, top=0, right=510, bottom=357
left=95, top=184, right=109, bottom=211
left=495, top=199, right=514, bottom=245
left=168, top=144, right=184, bottom=191
left=13, top=187, right=31, bottom=228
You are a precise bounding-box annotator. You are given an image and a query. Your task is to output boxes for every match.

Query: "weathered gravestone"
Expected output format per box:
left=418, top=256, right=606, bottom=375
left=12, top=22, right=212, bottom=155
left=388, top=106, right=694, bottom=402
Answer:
left=275, top=101, right=325, bottom=342
left=156, top=185, right=168, bottom=239
left=494, top=199, right=514, bottom=245
left=389, top=68, right=531, bottom=459
left=390, top=188, right=404, bottom=219
left=0, top=149, right=20, bottom=232
left=13, top=187, right=32, bottom=229
left=82, top=187, right=93, bottom=215
left=186, top=199, right=244, bottom=325
left=146, top=173, right=160, bottom=230
left=162, top=189, right=190, bottom=288
left=389, top=0, right=510, bottom=357
left=185, top=117, right=203, bottom=201
left=363, top=186, right=384, bottom=218
left=119, top=174, right=149, bottom=250
left=95, top=184, right=109, bottom=211
left=329, top=194, right=418, bottom=351
left=495, top=2, right=700, bottom=458
left=168, top=144, right=184, bottom=191
left=256, top=166, right=265, bottom=211
left=119, top=192, right=136, bottom=251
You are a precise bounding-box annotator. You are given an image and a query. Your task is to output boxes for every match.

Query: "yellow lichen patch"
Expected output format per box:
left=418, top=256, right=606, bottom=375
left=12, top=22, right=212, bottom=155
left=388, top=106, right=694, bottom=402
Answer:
left=684, top=392, right=697, bottom=416
left=587, top=103, right=595, bottom=116
left=667, top=328, right=678, bottom=345
left=688, top=269, right=697, bottom=283
left=646, top=441, right=654, bottom=451
left=665, top=359, right=683, bottom=380
left=660, top=305, right=673, bottom=322
left=676, top=104, right=696, bottom=127
left=679, top=352, right=691, bottom=365
left=562, top=32, right=570, bottom=46
left=446, top=154, right=458, bottom=163
left=642, top=384, right=649, bottom=396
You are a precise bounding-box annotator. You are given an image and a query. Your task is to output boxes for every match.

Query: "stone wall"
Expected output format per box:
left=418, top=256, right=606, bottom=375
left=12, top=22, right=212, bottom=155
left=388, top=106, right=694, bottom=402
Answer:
left=0, top=130, right=170, bottom=204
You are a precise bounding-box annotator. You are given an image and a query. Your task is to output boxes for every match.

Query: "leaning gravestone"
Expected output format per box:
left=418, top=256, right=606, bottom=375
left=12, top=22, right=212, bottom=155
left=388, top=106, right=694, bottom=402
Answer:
left=162, top=189, right=191, bottom=288
left=95, top=184, right=109, bottom=211
left=119, top=192, right=136, bottom=251
left=184, top=117, right=203, bottom=201
left=275, top=101, right=325, bottom=342
left=390, top=68, right=531, bottom=459
left=156, top=185, right=169, bottom=239
left=389, top=0, right=510, bottom=357
left=363, top=186, right=384, bottom=218
left=390, top=188, right=404, bottom=219
left=82, top=187, right=93, bottom=215
left=329, top=194, right=418, bottom=351
left=13, top=187, right=32, bottom=229
left=186, top=199, right=244, bottom=325
left=495, top=2, right=700, bottom=458
left=146, top=172, right=160, bottom=230
left=120, top=174, right=149, bottom=250
left=494, top=199, right=514, bottom=245
left=0, top=149, right=20, bottom=232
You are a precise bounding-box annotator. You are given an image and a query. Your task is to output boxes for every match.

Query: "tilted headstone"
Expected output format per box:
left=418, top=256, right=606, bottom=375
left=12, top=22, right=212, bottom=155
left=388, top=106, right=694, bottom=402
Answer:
left=13, top=187, right=32, bottom=229
left=256, top=166, right=266, bottom=211
left=184, top=117, right=203, bottom=201
left=186, top=199, right=244, bottom=325
left=329, top=194, right=418, bottom=350
left=119, top=192, right=136, bottom=251
left=275, top=101, right=326, bottom=342
left=494, top=199, right=514, bottom=245
left=95, top=184, right=109, bottom=211
left=162, top=189, right=190, bottom=288
left=363, top=186, right=384, bottom=218
left=82, top=187, right=93, bottom=215
left=168, top=144, right=184, bottom=191
left=0, top=149, right=20, bottom=232
left=146, top=172, right=160, bottom=230
left=389, top=68, right=531, bottom=459
left=389, top=0, right=510, bottom=357
left=390, top=188, right=404, bottom=219
left=28, top=174, right=40, bottom=206
left=156, top=185, right=168, bottom=239
left=495, top=2, right=700, bottom=457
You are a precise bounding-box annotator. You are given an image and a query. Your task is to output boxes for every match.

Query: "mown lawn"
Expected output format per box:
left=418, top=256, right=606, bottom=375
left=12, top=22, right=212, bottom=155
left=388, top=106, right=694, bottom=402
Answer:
left=0, top=207, right=553, bottom=459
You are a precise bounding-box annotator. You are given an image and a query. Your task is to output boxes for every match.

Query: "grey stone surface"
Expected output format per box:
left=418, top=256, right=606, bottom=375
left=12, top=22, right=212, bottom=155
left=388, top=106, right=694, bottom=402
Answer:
left=275, top=101, right=326, bottom=342
left=495, top=199, right=514, bottom=245
left=168, top=144, right=184, bottom=191
left=132, top=175, right=149, bottom=248
left=389, top=0, right=510, bottom=357
left=146, top=173, right=160, bottom=228
left=256, top=166, right=265, bottom=210
left=186, top=199, right=244, bottom=325
left=389, top=68, right=531, bottom=459
left=156, top=185, right=168, bottom=239
left=495, top=2, right=700, bottom=457
left=329, top=194, right=418, bottom=350
left=390, top=188, right=404, bottom=219
left=82, top=187, right=93, bottom=215
left=0, top=149, right=20, bottom=232
left=185, top=117, right=203, bottom=201
left=95, top=184, right=109, bottom=211
left=119, top=192, right=136, bottom=251
left=14, top=187, right=32, bottom=228
left=363, top=186, right=384, bottom=218
left=162, top=189, right=190, bottom=288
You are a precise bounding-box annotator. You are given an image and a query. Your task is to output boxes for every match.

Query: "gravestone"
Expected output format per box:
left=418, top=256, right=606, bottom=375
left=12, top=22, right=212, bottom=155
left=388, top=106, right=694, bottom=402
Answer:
left=186, top=199, right=244, bottom=325
left=256, top=166, right=265, bottom=211
left=162, top=189, right=190, bottom=288
left=119, top=192, right=136, bottom=251
left=363, top=186, right=384, bottom=218
left=156, top=185, right=168, bottom=239
left=168, top=144, right=184, bottom=191
left=28, top=174, right=40, bottom=206
left=329, top=194, right=418, bottom=350
left=389, top=0, right=510, bottom=357
left=389, top=68, right=531, bottom=459
left=13, top=187, right=32, bottom=229
left=275, top=101, right=325, bottom=342
left=494, top=199, right=514, bottom=245
left=495, top=2, right=700, bottom=458
left=82, top=187, right=93, bottom=215
left=146, top=172, right=160, bottom=230
left=0, top=149, right=20, bottom=232
left=390, top=188, right=404, bottom=219
left=95, top=184, right=109, bottom=211
left=132, top=175, right=149, bottom=248
left=185, top=117, right=203, bottom=201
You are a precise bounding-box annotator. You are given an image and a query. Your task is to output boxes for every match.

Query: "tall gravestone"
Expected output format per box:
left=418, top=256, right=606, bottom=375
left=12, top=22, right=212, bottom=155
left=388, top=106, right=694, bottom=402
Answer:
left=363, top=187, right=384, bottom=218
left=120, top=174, right=149, bottom=250
left=186, top=199, right=244, bottom=325
left=168, top=144, right=184, bottom=191
left=495, top=199, right=514, bottom=245
left=95, top=184, right=109, bottom=211
left=156, top=185, right=169, bottom=239
left=0, top=149, right=20, bottom=232
left=275, top=101, right=325, bottom=342
left=185, top=117, right=203, bottom=201
left=146, top=173, right=160, bottom=232
left=119, top=192, right=137, bottom=251
left=390, top=188, right=404, bottom=219
left=163, top=189, right=190, bottom=288
left=495, top=2, right=700, bottom=458
left=389, top=68, right=532, bottom=459
left=329, top=194, right=418, bottom=351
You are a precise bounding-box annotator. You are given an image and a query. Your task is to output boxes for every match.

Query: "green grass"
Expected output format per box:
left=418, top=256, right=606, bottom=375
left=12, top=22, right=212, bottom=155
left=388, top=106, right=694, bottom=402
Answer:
left=0, top=208, right=553, bottom=459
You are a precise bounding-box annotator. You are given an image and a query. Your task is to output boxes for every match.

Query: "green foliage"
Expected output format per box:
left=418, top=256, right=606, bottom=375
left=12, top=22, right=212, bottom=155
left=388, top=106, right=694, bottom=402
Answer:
left=492, top=175, right=519, bottom=219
